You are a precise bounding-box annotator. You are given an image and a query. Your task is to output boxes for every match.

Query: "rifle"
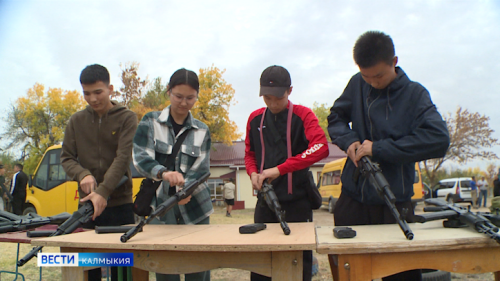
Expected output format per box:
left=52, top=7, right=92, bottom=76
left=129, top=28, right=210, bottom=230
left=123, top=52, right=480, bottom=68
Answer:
left=260, top=182, right=291, bottom=235
left=17, top=175, right=128, bottom=266
left=121, top=172, right=210, bottom=243
left=356, top=156, right=414, bottom=240
left=0, top=211, right=71, bottom=233
left=414, top=198, right=500, bottom=243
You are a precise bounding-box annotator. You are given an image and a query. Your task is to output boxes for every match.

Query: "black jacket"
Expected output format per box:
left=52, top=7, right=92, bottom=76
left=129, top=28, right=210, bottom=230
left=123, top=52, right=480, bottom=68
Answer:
left=245, top=102, right=329, bottom=202
left=328, top=67, right=450, bottom=204
left=11, top=170, right=28, bottom=198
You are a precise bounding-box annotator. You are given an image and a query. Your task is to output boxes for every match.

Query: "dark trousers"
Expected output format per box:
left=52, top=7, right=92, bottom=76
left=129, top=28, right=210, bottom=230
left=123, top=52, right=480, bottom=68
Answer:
left=334, top=193, right=422, bottom=281
left=251, top=197, right=313, bottom=281
left=12, top=194, right=25, bottom=215
left=83, top=203, right=135, bottom=281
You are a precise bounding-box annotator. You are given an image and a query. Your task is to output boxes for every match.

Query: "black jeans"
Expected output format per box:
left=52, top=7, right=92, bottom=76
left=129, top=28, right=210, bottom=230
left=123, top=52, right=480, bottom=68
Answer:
left=83, top=203, right=135, bottom=281
left=251, top=196, right=313, bottom=281
left=334, top=193, right=422, bottom=281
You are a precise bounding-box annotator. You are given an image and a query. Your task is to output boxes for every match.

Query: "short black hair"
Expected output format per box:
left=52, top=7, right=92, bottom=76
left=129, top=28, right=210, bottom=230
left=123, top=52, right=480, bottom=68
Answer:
left=15, top=163, right=23, bottom=170
left=353, top=31, right=395, bottom=68
left=80, top=64, right=110, bottom=85
left=168, top=68, right=199, bottom=93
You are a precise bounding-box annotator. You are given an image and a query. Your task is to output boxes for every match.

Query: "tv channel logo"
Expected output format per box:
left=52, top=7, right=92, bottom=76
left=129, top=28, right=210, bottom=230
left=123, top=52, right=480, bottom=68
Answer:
left=38, top=253, right=133, bottom=267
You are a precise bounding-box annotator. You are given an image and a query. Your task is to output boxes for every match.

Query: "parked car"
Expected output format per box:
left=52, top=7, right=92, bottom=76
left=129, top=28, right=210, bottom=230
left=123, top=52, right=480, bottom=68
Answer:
left=432, top=177, right=473, bottom=204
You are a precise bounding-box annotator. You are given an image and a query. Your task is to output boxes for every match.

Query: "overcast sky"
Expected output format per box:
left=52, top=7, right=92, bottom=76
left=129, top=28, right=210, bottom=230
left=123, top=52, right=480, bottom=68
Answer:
left=0, top=0, right=499, bottom=170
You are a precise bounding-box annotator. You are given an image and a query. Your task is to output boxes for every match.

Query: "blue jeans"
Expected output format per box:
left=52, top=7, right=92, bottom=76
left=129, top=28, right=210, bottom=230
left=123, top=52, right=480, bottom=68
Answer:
left=478, top=190, right=488, bottom=207
left=154, top=205, right=211, bottom=281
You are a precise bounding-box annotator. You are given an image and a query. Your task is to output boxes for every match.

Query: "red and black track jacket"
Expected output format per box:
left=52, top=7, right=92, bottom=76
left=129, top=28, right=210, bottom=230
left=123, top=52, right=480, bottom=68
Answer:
left=245, top=101, right=329, bottom=202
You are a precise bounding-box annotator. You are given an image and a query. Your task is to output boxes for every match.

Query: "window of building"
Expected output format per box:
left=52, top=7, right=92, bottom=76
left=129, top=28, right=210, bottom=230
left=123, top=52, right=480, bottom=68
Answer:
left=207, top=178, right=224, bottom=201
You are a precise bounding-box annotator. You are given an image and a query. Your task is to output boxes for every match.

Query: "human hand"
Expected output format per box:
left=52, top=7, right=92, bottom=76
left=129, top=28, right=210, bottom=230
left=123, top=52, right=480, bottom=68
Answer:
left=258, top=167, right=281, bottom=187
left=80, top=192, right=107, bottom=220
left=162, top=171, right=185, bottom=187
left=80, top=175, right=97, bottom=194
left=251, top=172, right=261, bottom=191
left=354, top=140, right=373, bottom=163
left=177, top=186, right=191, bottom=205
left=347, top=141, right=361, bottom=167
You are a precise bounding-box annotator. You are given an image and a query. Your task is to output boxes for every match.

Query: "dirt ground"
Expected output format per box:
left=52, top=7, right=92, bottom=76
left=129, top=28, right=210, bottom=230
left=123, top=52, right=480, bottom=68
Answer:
left=312, top=200, right=496, bottom=281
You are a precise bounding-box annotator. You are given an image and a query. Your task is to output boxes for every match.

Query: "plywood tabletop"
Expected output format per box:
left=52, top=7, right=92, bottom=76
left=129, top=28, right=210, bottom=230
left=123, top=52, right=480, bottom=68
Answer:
left=32, top=222, right=316, bottom=252
left=316, top=220, right=500, bottom=255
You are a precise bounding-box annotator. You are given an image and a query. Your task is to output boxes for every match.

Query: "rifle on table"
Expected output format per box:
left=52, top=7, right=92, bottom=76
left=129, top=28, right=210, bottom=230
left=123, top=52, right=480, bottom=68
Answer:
left=17, top=175, right=129, bottom=266
left=0, top=211, right=71, bottom=233
left=414, top=198, right=500, bottom=243
left=260, top=182, right=290, bottom=235
left=121, top=172, right=210, bottom=243
left=356, top=156, right=414, bottom=240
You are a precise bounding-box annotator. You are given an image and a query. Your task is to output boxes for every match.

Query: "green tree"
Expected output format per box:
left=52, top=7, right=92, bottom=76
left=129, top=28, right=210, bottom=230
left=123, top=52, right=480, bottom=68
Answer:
left=142, top=77, right=168, bottom=109
left=312, top=102, right=331, bottom=142
left=2, top=83, right=86, bottom=173
left=422, top=106, right=499, bottom=186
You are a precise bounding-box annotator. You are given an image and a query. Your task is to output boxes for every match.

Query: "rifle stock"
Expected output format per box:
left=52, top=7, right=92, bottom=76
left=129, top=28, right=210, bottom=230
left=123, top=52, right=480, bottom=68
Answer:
left=120, top=172, right=211, bottom=243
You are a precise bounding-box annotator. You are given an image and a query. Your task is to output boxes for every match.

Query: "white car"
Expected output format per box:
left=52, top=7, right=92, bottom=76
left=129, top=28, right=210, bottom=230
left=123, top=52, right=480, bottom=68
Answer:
left=433, top=177, right=473, bottom=203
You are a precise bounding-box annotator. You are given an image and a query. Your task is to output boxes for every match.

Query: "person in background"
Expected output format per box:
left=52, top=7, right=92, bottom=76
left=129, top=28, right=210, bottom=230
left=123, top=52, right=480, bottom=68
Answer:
left=222, top=178, right=235, bottom=217
left=0, top=164, right=8, bottom=211
left=470, top=176, right=478, bottom=209
left=10, top=164, right=28, bottom=215
left=477, top=176, right=488, bottom=208
left=493, top=174, right=500, bottom=197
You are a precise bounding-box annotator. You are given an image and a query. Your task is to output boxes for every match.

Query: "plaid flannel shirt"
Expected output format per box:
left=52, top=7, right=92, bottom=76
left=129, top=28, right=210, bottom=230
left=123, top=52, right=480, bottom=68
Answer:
left=133, top=106, right=213, bottom=224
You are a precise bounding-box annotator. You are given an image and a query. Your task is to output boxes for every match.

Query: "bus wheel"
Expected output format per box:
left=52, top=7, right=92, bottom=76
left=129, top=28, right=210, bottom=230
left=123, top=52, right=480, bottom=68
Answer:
left=23, top=206, right=37, bottom=215
left=328, top=199, right=335, bottom=214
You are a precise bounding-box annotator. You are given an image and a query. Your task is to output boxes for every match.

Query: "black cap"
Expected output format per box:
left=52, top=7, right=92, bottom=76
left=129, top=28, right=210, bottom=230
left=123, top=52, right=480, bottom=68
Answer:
left=259, top=65, right=291, bottom=97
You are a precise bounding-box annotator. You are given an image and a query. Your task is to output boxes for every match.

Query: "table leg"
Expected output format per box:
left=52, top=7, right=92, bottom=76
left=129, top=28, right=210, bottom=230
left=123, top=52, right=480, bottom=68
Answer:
left=328, top=255, right=339, bottom=281
left=271, top=251, right=303, bottom=281
left=494, top=271, right=500, bottom=281
left=131, top=267, right=148, bottom=280
left=61, top=267, right=85, bottom=281
left=329, top=254, right=373, bottom=281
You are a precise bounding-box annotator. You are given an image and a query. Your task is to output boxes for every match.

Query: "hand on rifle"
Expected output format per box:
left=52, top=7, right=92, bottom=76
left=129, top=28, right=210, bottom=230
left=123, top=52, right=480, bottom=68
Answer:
left=161, top=171, right=185, bottom=186
left=348, top=140, right=373, bottom=166
left=80, top=192, right=107, bottom=220
left=162, top=171, right=190, bottom=205
left=251, top=167, right=280, bottom=191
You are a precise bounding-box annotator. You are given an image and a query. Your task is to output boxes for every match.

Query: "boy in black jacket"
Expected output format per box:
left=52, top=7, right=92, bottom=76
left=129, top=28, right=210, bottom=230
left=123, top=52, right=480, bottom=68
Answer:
left=328, top=31, right=450, bottom=280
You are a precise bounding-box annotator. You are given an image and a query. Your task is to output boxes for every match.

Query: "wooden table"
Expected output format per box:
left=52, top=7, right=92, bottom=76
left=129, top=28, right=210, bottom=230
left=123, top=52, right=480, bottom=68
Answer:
left=316, top=220, right=500, bottom=281
left=32, top=222, right=316, bottom=281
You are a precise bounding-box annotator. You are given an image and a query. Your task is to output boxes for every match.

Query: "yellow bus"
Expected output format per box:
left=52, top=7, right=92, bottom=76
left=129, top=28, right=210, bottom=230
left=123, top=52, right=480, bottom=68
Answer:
left=24, top=145, right=143, bottom=216
left=317, top=157, right=423, bottom=213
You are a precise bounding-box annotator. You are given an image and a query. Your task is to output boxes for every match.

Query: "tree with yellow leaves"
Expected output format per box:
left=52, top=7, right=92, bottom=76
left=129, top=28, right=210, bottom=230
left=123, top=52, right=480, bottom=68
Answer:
left=127, top=64, right=241, bottom=145
left=191, top=65, right=241, bottom=145
left=2, top=83, right=86, bottom=173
